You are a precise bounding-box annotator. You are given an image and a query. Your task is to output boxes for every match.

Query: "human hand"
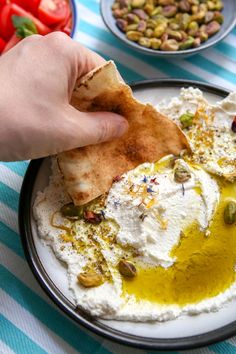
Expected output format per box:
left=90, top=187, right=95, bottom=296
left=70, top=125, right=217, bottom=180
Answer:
left=0, top=32, right=128, bottom=161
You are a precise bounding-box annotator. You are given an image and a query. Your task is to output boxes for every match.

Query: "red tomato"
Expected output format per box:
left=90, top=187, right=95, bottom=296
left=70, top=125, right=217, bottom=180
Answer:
left=0, top=37, right=6, bottom=53
left=38, top=0, right=70, bottom=26
left=10, top=0, right=29, bottom=10
left=53, top=6, right=71, bottom=33
left=2, top=33, right=21, bottom=54
left=0, top=0, right=6, bottom=7
left=11, top=3, right=51, bottom=35
left=0, top=4, right=15, bottom=40
left=62, top=15, right=72, bottom=35
left=10, top=0, right=40, bottom=14
left=27, top=0, right=41, bottom=15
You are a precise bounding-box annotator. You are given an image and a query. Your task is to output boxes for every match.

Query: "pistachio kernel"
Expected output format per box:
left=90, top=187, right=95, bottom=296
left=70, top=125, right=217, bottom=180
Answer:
left=179, top=112, right=194, bottom=128
left=118, top=259, right=137, bottom=278
left=174, top=161, right=191, bottom=183
left=78, top=271, right=103, bottom=288
left=139, top=36, right=151, bottom=47
left=112, top=0, right=224, bottom=52
left=179, top=36, right=194, bottom=50
left=224, top=201, right=236, bottom=225
left=205, top=20, right=221, bottom=36
left=131, top=0, right=146, bottom=8
left=126, top=30, right=142, bottom=41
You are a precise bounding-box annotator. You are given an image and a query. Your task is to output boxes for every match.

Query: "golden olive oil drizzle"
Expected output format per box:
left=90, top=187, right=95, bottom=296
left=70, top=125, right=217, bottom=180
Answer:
left=55, top=159, right=236, bottom=306
left=122, top=181, right=236, bottom=305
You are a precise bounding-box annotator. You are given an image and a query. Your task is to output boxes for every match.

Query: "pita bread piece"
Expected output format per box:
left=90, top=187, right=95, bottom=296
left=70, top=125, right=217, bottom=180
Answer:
left=58, top=61, right=190, bottom=206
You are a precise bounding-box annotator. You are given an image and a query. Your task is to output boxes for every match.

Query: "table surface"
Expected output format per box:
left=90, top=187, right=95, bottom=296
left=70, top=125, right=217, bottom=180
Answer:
left=0, top=1, right=236, bottom=353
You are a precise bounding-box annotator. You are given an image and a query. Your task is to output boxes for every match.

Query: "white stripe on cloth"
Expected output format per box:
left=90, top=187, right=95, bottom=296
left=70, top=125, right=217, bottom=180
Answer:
left=227, top=337, right=236, bottom=347
left=76, top=2, right=104, bottom=29
left=173, top=59, right=236, bottom=91
left=0, top=289, right=79, bottom=354
left=200, top=49, right=236, bottom=76
left=0, top=202, right=18, bottom=233
left=74, top=30, right=168, bottom=79
left=223, top=34, right=236, bottom=46
left=0, top=242, right=52, bottom=302
left=0, top=340, right=15, bottom=354
left=0, top=165, right=23, bottom=193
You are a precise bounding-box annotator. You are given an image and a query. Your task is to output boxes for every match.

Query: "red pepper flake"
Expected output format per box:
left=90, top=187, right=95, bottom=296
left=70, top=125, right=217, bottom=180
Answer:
left=150, top=177, right=159, bottom=185
left=113, top=175, right=123, bottom=182
left=83, top=210, right=102, bottom=224
left=232, top=116, right=236, bottom=133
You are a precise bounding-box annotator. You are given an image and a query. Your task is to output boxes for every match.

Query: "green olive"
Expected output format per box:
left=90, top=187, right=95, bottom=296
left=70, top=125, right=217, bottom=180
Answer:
left=60, top=203, right=84, bottom=219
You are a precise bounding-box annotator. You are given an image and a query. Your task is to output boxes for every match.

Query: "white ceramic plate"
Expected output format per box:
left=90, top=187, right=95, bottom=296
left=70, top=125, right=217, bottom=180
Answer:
left=19, top=80, right=236, bottom=350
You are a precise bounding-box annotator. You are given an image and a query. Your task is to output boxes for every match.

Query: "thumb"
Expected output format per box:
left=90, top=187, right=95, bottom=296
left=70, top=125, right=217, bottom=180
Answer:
left=62, top=105, right=129, bottom=148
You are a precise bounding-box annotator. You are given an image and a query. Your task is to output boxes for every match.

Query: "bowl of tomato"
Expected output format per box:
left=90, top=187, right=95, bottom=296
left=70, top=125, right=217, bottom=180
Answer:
left=0, top=0, right=77, bottom=54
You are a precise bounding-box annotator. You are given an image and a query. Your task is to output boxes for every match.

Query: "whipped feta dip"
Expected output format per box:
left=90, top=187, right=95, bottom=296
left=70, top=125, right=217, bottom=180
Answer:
left=157, top=88, right=236, bottom=180
left=34, top=88, right=236, bottom=322
left=105, top=158, right=218, bottom=269
left=34, top=156, right=236, bottom=321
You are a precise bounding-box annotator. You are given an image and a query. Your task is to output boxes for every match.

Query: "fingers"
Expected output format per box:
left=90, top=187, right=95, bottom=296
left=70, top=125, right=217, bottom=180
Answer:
left=43, top=32, right=106, bottom=77
left=59, top=105, right=129, bottom=150
left=77, top=111, right=129, bottom=145
left=74, top=43, right=106, bottom=77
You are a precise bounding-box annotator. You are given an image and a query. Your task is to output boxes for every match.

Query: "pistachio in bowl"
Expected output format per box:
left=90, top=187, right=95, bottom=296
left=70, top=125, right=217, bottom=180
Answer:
left=100, top=0, right=236, bottom=57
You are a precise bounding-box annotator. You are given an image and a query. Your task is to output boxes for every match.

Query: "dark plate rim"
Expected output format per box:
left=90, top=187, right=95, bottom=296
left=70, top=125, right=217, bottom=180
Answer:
left=100, top=0, right=236, bottom=57
left=19, top=79, right=236, bottom=351
left=69, top=0, right=77, bottom=39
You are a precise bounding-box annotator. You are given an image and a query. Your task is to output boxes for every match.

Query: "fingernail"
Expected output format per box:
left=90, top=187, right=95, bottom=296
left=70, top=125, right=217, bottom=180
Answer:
left=116, top=118, right=129, bottom=137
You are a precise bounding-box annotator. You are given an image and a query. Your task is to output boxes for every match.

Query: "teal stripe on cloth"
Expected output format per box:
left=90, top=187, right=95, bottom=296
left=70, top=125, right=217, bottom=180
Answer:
left=186, top=55, right=236, bottom=84
left=79, top=19, right=204, bottom=82
left=215, top=41, right=236, bottom=59
left=0, top=221, right=24, bottom=258
left=0, top=265, right=111, bottom=354
left=0, top=162, right=28, bottom=177
left=0, top=314, right=47, bottom=354
left=210, top=341, right=236, bottom=354
left=0, top=182, right=19, bottom=212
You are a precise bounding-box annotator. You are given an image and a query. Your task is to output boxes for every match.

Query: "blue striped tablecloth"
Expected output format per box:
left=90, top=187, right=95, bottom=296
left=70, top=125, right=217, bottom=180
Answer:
left=0, top=1, right=236, bottom=353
